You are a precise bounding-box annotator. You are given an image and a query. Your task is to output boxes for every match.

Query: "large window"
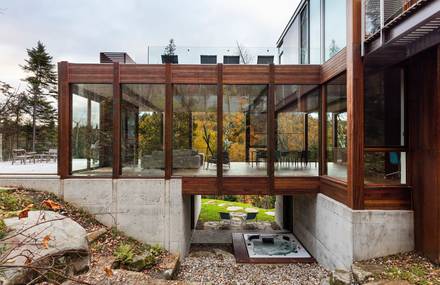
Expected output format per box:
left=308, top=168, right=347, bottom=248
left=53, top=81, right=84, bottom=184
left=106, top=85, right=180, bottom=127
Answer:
left=365, top=67, right=404, bottom=146
left=326, top=74, right=347, bottom=180
left=279, top=18, right=299, bottom=64
left=121, top=84, right=165, bottom=177
left=173, top=85, right=217, bottom=176
left=324, top=0, right=346, bottom=61
left=309, top=0, right=321, bottom=64
left=71, top=84, right=113, bottom=176
left=300, top=5, right=309, bottom=64
left=275, top=85, right=319, bottom=176
left=223, top=85, right=267, bottom=176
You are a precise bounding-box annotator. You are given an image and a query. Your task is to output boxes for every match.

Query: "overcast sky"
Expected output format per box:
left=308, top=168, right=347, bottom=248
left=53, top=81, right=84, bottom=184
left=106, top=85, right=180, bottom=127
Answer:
left=0, top=0, right=299, bottom=88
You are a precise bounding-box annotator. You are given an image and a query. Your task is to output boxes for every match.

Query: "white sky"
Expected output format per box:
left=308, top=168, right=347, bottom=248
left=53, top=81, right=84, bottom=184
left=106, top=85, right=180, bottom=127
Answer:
left=0, top=0, right=300, bottom=88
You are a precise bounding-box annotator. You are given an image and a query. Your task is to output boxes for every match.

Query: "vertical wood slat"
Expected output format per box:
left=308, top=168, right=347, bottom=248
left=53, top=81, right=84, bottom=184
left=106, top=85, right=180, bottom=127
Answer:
left=268, top=64, right=275, bottom=193
left=113, top=62, right=121, bottom=177
left=346, top=0, right=365, bottom=209
left=165, top=64, right=172, bottom=179
left=319, top=85, right=327, bottom=176
left=217, top=64, right=224, bottom=195
left=58, top=61, right=70, bottom=178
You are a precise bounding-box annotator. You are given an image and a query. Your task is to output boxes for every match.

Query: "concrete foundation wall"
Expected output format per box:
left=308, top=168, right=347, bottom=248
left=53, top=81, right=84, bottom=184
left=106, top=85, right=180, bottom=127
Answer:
left=194, top=195, right=202, bottom=227
left=293, top=194, right=414, bottom=270
left=0, top=177, right=193, bottom=257
left=275, top=195, right=283, bottom=228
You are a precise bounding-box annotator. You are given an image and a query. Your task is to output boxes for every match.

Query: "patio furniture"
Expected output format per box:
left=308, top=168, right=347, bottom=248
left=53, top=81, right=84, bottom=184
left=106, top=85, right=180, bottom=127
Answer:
left=219, top=212, right=231, bottom=225
left=243, top=212, right=258, bottom=225
left=385, top=152, right=400, bottom=179
left=47, top=148, right=58, bottom=162
left=11, top=149, right=28, bottom=165
left=206, top=151, right=230, bottom=169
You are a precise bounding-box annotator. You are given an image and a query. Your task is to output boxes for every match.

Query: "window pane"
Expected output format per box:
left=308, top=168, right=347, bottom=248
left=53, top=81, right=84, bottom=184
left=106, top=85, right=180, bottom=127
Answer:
left=365, top=152, right=407, bottom=185
left=326, top=74, right=347, bottom=180
left=365, top=67, right=404, bottom=146
left=121, top=84, right=165, bottom=177
left=324, top=0, right=346, bottom=61
left=173, top=85, right=217, bottom=176
left=275, top=85, right=319, bottom=176
left=223, top=85, right=267, bottom=176
left=300, top=5, right=309, bottom=64
left=71, top=84, right=113, bottom=176
left=310, top=0, right=321, bottom=64
left=279, top=18, right=299, bottom=64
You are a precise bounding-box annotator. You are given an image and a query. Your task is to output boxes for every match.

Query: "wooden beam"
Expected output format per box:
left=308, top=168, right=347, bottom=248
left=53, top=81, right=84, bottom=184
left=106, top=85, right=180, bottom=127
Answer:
left=346, top=0, right=365, bottom=209
left=217, top=64, right=223, bottom=195
left=113, top=62, right=121, bottom=177
left=165, top=64, right=172, bottom=179
left=58, top=61, right=70, bottom=178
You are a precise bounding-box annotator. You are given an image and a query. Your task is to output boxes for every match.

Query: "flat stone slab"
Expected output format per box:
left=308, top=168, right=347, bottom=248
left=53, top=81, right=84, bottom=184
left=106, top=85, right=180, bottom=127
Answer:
left=1, top=210, right=90, bottom=285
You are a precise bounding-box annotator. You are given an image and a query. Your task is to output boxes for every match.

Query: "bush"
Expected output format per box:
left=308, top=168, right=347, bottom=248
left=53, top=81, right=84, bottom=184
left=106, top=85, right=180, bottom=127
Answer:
left=0, top=219, right=6, bottom=239
left=223, top=195, right=238, bottom=202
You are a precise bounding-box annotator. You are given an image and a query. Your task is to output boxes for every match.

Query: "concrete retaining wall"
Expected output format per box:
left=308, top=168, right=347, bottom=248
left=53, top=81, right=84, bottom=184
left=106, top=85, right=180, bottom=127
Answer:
left=293, top=193, right=414, bottom=270
left=0, top=177, right=193, bottom=257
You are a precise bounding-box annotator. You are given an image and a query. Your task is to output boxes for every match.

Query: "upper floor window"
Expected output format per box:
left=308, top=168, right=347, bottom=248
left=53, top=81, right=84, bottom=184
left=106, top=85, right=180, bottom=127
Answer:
left=324, top=0, right=346, bottom=61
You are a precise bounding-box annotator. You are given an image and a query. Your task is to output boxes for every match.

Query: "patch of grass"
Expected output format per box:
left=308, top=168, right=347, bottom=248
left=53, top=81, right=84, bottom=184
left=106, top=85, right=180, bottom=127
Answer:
left=199, top=198, right=275, bottom=222
left=114, top=243, right=135, bottom=264
left=0, top=190, right=34, bottom=212
left=0, top=219, right=6, bottom=239
left=384, top=265, right=431, bottom=285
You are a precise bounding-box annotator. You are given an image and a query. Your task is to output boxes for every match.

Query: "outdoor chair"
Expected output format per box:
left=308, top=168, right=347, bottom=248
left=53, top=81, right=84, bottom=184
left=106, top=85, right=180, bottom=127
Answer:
left=219, top=212, right=231, bottom=226
left=47, top=149, right=58, bottom=162
left=206, top=151, right=230, bottom=170
left=11, top=149, right=29, bottom=165
left=243, top=212, right=258, bottom=225
left=385, top=152, right=400, bottom=179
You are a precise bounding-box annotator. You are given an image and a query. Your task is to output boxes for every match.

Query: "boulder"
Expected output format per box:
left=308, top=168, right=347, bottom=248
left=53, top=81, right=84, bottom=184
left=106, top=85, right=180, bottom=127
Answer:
left=352, top=264, right=374, bottom=283
left=331, top=269, right=352, bottom=285
left=0, top=211, right=90, bottom=285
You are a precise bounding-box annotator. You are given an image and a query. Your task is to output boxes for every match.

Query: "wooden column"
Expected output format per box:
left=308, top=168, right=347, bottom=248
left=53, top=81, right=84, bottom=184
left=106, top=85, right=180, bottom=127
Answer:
left=58, top=61, right=70, bottom=178
left=268, top=64, right=275, bottom=193
left=165, top=64, right=172, bottom=179
left=346, top=0, right=365, bottom=209
left=113, top=62, right=121, bottom=177
left=217, top=64, right=224, bottom=195
left=319, top=85, right=327, bottom=176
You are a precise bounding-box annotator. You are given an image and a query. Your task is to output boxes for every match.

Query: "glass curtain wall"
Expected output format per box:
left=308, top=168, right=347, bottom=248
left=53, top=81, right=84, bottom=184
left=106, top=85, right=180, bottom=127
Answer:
left=300, top=5, right=309, bottom=64
left=324, top=0, right=346, bottom=61
left=275, top=85, right=319, bottom=176
left=71, top=84, right=113, bottom=176
left=223, top=85, right=268, bottom=176
left=121, top=84, right=165, bottom=177
left=364, top=67, right=406, bottom=184
left=173, top=85, right=217, bottom=176
left=279, top=18, right=300, bottom=64
left=326, top=74, right=347, bottom=180
left=309, top=0, right=321, bottom=63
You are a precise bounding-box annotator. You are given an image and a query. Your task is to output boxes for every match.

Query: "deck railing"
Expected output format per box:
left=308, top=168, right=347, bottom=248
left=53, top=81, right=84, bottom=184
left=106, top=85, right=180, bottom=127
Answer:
left=363, top=0, right=424, bottom=40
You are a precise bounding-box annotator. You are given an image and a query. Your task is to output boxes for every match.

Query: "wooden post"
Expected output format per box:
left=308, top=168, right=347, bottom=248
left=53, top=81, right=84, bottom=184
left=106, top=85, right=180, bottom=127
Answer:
left=319, top=85, right=327, bottom=176
left=58, top=61, right=70, bottom=178
left=268, top=64, right=275, bottom=193
left=113, top=62, right=121, bottom=177
left=346, top=0, right=365, bottom=209
left=165, top=63, right=172, bottom=179
left=217, top=64, right=224, bottom=195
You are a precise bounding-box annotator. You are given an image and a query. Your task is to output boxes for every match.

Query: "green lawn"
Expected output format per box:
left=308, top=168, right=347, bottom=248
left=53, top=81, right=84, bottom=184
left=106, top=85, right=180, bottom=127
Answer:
left=199, top=198, right=275, bottom=222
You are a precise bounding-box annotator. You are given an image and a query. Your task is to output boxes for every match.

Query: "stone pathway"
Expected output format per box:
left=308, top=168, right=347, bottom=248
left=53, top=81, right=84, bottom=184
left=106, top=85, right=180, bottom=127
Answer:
left=177, top=245, right=329, bottom=285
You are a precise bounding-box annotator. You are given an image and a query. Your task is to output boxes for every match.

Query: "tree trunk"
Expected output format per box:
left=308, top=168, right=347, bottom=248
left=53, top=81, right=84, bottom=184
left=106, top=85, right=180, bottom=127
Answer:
left=32, top=94, right=37, bottom=152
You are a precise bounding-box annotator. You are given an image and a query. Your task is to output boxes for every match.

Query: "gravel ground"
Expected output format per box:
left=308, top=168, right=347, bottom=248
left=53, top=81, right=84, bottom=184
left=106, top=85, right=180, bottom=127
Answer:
left=177, top=245, right=329, bottom=285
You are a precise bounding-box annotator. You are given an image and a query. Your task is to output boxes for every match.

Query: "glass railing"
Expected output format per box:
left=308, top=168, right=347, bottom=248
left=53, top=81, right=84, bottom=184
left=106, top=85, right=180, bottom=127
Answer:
left=147, top=46, right=278, bottom=65
left=363, top=0, right=423, bottom=40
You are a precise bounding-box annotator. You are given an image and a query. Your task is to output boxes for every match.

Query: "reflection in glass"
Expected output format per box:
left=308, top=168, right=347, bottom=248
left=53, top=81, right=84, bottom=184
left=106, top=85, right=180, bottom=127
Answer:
left=309, top=0, right=321, bottom=64
left=223, top=85, right=268, bottom=176
left=121, top=84, right=165, bottom=177
left=173, top=85, right=217, bottom=176
left=300, top=5, right=309, bottom=64
left=275, top=85, right=319, bottom=176
left=365, top=152, right=406, bottom=184
left=279, top=18, right=299, bottom=64
left=365, top=67, right=404, bottom=146
left=326, top=74, right=347, bottom=180
left=71, top=84, right=113, bottom=176
left=324, top=0, right=346, bottom=61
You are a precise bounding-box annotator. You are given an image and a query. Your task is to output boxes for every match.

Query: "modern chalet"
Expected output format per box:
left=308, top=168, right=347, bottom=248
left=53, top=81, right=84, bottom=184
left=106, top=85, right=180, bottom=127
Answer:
left=1, top=0, right=439, bottom=270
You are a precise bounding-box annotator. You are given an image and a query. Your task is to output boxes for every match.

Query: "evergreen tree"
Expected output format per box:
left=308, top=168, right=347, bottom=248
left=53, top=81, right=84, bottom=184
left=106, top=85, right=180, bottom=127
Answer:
left=21, top=41, right=57, bottom=151
left=164, top=39, right=176, bottom=56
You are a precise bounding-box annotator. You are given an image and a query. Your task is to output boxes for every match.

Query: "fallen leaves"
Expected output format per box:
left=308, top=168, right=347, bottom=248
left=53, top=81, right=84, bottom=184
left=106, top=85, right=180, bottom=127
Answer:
left=18, top=204, right=34, bottom=219
left=41, top=199, right=63, bottom=211
left=42, top=234, right=51, bottom=249
left=104, top=266, right=113, bottom=277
